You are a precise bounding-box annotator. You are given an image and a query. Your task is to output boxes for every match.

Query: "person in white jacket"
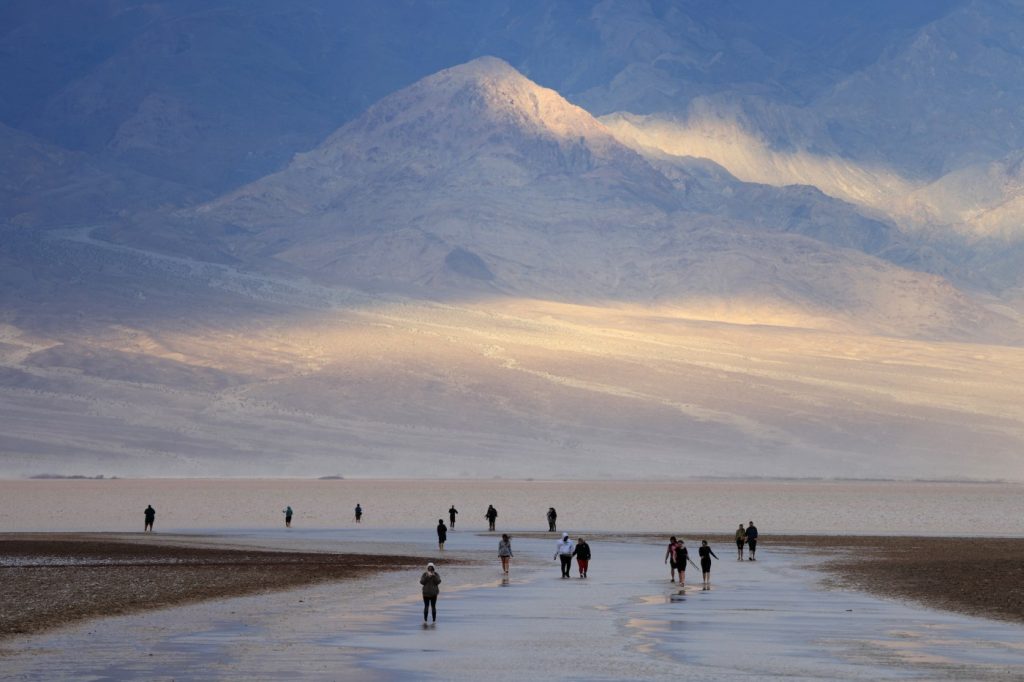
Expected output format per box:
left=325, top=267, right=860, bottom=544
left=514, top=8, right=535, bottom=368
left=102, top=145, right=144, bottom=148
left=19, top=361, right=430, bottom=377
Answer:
left=553, top=533, right=574, bottom=578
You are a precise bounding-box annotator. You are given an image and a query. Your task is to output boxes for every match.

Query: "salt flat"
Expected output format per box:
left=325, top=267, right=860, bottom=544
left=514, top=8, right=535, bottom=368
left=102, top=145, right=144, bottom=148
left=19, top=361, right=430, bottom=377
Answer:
left=2, top=529, right=1021, bottom=681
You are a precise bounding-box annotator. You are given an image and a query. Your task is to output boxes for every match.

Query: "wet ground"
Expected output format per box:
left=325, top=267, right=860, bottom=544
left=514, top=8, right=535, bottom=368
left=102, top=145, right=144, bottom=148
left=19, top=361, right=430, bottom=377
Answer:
left=2, top=529, right=1022, bottom=680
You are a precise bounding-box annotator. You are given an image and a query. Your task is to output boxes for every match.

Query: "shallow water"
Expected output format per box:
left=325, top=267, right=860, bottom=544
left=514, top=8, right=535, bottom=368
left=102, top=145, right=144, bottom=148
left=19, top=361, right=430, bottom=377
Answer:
left=2, top=529, right=1022, bottom=681
left=1, top=478, right=1021, bottom=535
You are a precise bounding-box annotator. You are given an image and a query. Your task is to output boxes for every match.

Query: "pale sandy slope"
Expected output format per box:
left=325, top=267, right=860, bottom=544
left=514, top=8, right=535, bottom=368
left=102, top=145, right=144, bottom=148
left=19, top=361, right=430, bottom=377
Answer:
left=2, top=262, right=1021, bottom=480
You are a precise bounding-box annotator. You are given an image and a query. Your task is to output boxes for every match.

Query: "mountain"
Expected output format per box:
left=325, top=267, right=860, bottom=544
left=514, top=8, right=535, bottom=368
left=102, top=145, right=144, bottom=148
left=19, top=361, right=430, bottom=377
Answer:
left=152, top=57, right=1010, bottom=342
left=1, top=4, right=1023, bottom=481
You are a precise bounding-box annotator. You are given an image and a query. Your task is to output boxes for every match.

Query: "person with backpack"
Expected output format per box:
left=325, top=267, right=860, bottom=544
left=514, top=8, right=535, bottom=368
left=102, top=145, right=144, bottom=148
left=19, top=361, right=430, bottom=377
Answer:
left=448, top=505, right=458, bottom=529
left=354, top=503, right=363, bottom=523
left=485, top=504, right=498, bottom=531
left=143, top=505, right=156, bottom=532
left=547, top=507, right=557, bottom=532
left=283, top=505, right=293, bottom=528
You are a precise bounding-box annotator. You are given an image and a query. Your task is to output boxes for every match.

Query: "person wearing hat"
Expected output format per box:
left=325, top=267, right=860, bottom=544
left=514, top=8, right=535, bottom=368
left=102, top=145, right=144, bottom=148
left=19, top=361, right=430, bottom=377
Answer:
left=420, top=562, right=441, bottom=622
left=553, top=533, right=574, bottom=578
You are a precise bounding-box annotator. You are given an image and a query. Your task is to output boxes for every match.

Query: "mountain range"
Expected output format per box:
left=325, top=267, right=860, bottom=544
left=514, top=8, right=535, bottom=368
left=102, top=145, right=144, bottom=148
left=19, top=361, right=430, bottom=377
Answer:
left=1, top=1, right=1022, bottom=480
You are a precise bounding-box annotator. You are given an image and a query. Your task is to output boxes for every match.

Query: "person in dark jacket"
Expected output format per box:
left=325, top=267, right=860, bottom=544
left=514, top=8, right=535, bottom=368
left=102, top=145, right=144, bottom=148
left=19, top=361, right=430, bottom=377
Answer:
left=485, top=505, right=498, bottom=531
left=698, top=540, right=719, bottom=589
left=283, top=506, right=293, bottom=528
left=354, top=504, right=363, bottom=523
left=143, top=505, right=155, bottom=532
left=745, top=521, right=759, bottom=560
left=420, top=563, right=441, bottom=622
left=572, top=537, right=591, bottom=578
left=547, top=507, right=557, bottom=532
left=674, top=540, right=697, bottom=586
left=735, top=523, right=746, bottom=560
left=448, top=505, right=458, bottom=529
left=436, top=519, right=447, bottom=551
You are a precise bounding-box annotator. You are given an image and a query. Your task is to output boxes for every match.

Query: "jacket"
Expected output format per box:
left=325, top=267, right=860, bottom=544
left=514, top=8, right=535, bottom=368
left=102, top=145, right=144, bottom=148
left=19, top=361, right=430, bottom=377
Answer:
left=554, top=538, right=574, bottom=557
left=572, top=541, right=591, bottom=561
left=420, top=571, right=441, bottom=597
left=498, top=539, right=513, bottom=557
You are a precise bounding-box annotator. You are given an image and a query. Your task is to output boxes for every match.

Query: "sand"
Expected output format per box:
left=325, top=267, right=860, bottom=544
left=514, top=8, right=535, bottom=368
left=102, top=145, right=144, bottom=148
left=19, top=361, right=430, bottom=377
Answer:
left=0, top=533, right=430, bottom=639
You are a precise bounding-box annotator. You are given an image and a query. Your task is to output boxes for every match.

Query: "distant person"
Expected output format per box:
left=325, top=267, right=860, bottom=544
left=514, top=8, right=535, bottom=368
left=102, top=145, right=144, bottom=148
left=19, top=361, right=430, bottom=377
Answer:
left=283, top=505, right=293, bottom=528
left=498, top=533, right=513, bottom=573
left=420, top=562, right=441, bottom=623
left=354, top=504, right=363, bottom=523
left=143, top=505, right=155, bottom=533
left=437, top=519, right=447, bottom=551
left=554, top=533, right=574, bottom=578
left=664, top=536, right=679, bottom=581
left=573, top=537, right=591, bottom=578
left=698, top=540, right=719, bottom=589
left=745, top=521, right=758, bottom=560
left=547, top=507, right=558, bottom=532
left=485, top=504, right=498, bottom=531
left=449, top=505, right=458, bottom=529
left=674, top=540, right=697, bottom=586
left=735, top=524, right=746, bottom=560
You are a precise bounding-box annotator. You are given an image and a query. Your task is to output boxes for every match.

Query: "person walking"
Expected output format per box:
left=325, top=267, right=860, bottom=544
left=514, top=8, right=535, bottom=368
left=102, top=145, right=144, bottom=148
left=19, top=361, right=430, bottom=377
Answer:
left=554, top=533, right=574, bottom=578
left=485, top=504, right=498, bottom=531
left=664, top=536, right=679, bottom=581
left=746, top=521, right=759, bottom=560
left=547, top=507, right=558, bottom=532
left=143, top=505, right=156, bottom=533
left=573, top=537, right=591, bottom=578
left=735, top=523, right=746, bottom=560
left=436, top=519, right=447, bottom=551
left=698, top=540, right=719, bottom=589
left=420, top=562, right=441, bottom=623
left=283, top=505, right=293, bottom=528
left=498, top=533, right=513, bottom=574
left=354, top=503, right=363, bottom=523
left=674, top=540, right=697, bottom=586
left=448, top=505, right=458, bottom=529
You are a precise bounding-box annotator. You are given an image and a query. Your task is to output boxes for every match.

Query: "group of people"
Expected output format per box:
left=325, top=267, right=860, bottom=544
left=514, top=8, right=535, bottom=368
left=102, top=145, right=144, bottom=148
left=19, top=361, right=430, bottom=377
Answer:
left=734, top=521, right=758, bottom=560
left=139, top=502, right=758, bottom=624
left=664, top=537, right=720, bottom=590
left=553, top=533, right=590, bottom=578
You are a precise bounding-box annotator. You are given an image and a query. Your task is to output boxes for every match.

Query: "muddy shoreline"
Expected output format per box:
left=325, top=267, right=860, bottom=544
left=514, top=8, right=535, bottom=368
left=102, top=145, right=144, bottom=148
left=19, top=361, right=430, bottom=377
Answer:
left=0, top=534, right=430, bottom=639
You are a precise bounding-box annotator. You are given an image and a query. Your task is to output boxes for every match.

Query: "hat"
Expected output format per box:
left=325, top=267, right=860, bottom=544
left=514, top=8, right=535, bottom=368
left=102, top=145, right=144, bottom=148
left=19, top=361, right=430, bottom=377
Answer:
left=562, top=532, right=569, bottom=538
left=427, top=562, right=435, bottom=569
